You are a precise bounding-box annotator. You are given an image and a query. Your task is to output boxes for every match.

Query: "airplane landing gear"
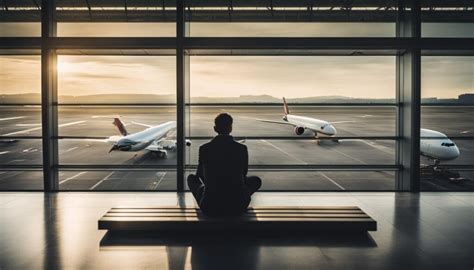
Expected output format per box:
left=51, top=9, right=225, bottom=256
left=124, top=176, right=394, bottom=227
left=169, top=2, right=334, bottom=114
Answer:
left=154, top=151, right=168, bottom=159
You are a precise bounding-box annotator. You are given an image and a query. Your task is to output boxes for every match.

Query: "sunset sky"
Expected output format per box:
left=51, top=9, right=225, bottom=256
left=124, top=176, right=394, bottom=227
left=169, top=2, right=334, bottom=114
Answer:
left=0, top=23, right=472, bottom=99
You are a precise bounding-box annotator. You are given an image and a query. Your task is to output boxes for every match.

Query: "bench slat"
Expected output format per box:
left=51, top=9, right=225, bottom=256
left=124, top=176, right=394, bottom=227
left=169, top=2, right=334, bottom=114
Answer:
left=99, top=206, right=377, bottom=231
left=104, top=213, right=370, bottom=218
left=111, top=206, right=362, bottom=210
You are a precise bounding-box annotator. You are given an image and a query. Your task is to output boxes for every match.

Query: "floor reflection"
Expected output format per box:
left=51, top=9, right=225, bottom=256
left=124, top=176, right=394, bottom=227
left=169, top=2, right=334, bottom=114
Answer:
left=43, top=193, right=61, bottom=270
left=100, top=231, right=377, bottom=270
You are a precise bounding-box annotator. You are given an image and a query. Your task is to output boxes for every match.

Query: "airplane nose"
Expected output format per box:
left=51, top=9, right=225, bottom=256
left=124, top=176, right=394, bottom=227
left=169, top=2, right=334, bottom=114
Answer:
left=109, top=144, right=119, bottom=153
left=451, top=145, right=460, bottom=159
left=328, top=125, right=337, bottom=135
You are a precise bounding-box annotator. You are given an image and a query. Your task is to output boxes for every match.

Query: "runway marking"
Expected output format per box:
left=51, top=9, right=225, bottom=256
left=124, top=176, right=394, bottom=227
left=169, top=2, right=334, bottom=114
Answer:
left=8, top=159, right=25, bottom=163
left=317, top=172, right=346, bottom=190
left=0, top=151, right=10, bottom=155
left=260, top=139, right=307, bottom=164
left=3, top=120, right=86, bottom=136
left=64, top=147, right=78, bottom=153
left=323, top=145, right=366, bottom=164
left=460, top=130, right=471, bottom=134
left=0, top=116, right=26, bottom=121
left=261, top=139, right=347, bottom=190
left=356, top=139, right=394, bottom=155
left=149, top=172, right=167, bottom=190
left=90, top=172, right=114, bottom=190
left=59, top=172, right=87, bottom=185
left=22, top=148, right=38, bottom=153
left=15, top=123, right=41, bottom=127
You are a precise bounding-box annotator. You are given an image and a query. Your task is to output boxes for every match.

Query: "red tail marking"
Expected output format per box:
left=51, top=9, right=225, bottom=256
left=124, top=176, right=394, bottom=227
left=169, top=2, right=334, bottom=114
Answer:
left=113, top=117, right=128, bottom=136
left=283, top=97, right=290, bottom=115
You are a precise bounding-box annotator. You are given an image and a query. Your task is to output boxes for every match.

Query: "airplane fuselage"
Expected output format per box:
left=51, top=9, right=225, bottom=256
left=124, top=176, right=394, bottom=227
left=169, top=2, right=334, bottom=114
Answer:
left=114, top=121, right=176, bottom=152
left=285, top=114, right=337, bottom=136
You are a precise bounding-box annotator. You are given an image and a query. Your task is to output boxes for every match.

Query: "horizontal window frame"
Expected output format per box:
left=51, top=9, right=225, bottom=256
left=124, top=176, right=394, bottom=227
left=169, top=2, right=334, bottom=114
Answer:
left=1, top=37, right=474, bottom=52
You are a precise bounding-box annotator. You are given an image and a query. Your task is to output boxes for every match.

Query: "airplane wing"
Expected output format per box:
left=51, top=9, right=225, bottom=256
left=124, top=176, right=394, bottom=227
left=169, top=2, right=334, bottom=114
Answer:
left=331, top=121, right=356, bottom=124
left=67, top=135, right=122, bottom=144
left=131, top=121, right=153, bottom=128
left=145, top=138, right=192, bottom=152
left=255, top=118, right=295, bottom=126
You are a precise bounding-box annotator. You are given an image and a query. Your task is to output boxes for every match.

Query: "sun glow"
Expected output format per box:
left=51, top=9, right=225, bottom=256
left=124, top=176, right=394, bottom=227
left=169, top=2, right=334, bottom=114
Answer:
left=57, top=58, right=76, bottom=74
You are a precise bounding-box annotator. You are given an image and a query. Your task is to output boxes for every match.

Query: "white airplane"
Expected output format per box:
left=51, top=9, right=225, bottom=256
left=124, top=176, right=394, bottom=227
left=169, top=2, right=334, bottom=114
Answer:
left=107, top=117, right=190, bottom=158
left=256, top=97, right=354, bottom=144
left=420, top=128, right=460, bottom=166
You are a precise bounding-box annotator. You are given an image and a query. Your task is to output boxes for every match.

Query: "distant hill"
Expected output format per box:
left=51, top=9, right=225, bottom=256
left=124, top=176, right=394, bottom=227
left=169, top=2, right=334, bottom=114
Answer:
left=1, top=93, right=473, bottom=104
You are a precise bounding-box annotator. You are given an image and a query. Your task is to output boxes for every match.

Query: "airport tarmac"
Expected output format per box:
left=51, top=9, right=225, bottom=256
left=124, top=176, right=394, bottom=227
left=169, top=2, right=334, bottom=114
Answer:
left=0, top=106, right=473, bottom=191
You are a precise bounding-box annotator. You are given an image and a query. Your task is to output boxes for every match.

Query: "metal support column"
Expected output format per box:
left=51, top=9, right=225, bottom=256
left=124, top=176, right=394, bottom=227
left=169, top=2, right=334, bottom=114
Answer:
left=396, top=0, right=421, bottom=191
left=176, top=0, right=189, bottom=192
left=41, top=0, right=59, bottom=191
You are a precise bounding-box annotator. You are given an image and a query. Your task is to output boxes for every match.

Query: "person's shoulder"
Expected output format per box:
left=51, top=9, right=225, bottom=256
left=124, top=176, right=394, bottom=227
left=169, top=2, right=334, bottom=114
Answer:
left=233, top=140, right=247, bottom=151
left=199, top=141, right=212, bottom=151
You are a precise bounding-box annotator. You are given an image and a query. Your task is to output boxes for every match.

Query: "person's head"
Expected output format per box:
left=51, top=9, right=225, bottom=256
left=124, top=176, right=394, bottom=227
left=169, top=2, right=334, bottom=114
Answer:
left=214, top=113, right=233, bottom=135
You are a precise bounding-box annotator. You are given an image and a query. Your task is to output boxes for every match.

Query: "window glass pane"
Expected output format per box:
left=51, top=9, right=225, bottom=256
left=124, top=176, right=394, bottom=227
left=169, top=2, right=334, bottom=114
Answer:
left=190, top=56, right=395, bottom=102
left=58, top=106, right=175, bottom=137
left=59, top=139, right=177, bottom=166
left=188, top=106, right=396, bottom=137
left=0, top=106, right=41, bottom=136
left=0, top=171, right=43, bottom=190
left=58, top=55, right=176, bottom=176
left=187, top=139, right=394, bottom=166
left=421, top=169, right=474, bottom=191
left=0, top=23, right=41, bottom=37
left=0, top=139, right=42, bottom=165
left=58, top=23, right=175, bottom=37
left=190, top=23, right=395, bottom=37
left=58, top=170, right=176, bottom=191
left=58, top=55, right=175, bottom=98
left=421, top=56, right=474, bottom=191
left=185, top=170, right=395, bottom=191
left=0, top=55, right=41, bottom=104
left=422, top=23, right=474, bottom=38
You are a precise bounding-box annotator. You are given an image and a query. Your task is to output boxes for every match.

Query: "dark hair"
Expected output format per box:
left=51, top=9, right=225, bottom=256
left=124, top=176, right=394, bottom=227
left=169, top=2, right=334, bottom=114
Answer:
left=214, top=113, right=233, bottom=135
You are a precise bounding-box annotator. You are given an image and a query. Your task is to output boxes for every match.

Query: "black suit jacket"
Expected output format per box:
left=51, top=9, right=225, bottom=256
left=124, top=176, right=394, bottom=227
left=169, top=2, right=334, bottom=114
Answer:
left=196, top=135, right=251, bottom=214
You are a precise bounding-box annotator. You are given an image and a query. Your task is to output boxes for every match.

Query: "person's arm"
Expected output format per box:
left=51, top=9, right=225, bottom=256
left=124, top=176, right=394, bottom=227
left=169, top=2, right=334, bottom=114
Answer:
left=243, top=146, right=248, bottom=178
left=196, top=146, right=204, bottom=181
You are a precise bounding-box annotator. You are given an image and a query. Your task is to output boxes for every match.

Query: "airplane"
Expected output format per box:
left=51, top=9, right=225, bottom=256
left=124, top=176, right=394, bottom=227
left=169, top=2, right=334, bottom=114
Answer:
left=256, top=97, right=354, bottom=144
left=107, top=117, right=190, bottom=158
left=420, top=128, right=460, bottom=167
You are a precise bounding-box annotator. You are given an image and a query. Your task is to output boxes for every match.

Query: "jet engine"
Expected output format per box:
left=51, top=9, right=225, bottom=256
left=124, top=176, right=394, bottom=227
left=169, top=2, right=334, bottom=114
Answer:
left=294, top=126, right=305, bottom=135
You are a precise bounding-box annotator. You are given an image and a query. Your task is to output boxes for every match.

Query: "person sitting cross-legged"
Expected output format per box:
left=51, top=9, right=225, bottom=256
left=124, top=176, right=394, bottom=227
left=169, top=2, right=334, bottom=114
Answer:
left=187, top=113, right=262, bottom=216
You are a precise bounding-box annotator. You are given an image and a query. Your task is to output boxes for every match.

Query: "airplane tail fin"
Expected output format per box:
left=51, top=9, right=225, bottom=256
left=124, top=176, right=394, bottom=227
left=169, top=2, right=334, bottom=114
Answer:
left=113, top=117, right=128, bottom=136
left=283, top=97, right=290, bottom=115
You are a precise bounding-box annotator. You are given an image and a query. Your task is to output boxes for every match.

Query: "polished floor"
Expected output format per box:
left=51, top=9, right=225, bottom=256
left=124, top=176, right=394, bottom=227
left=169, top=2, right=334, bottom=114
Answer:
left=0, top=192, right=472, bottom=269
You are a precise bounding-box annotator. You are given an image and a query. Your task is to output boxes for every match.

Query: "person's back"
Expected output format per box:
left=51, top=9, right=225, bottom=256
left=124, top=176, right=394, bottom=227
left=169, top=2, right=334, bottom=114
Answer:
left=187, top=113, right=262, bottom=216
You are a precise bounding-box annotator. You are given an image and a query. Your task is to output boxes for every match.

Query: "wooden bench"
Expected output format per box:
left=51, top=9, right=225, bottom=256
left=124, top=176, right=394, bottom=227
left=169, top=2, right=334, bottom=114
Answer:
left=98, top=206, right=377, bottom=232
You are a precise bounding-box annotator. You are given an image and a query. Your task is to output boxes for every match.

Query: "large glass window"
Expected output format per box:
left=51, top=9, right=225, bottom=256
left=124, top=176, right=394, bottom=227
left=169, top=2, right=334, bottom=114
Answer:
left=421, top=56, right=474, bottom=191
left=1, top=1, right=472, bottom=192
left=0, top=54, right=42, bottom=190
left=57, top=54, right=176, bottom=190
left=186, top=55, right=397, bottom=190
